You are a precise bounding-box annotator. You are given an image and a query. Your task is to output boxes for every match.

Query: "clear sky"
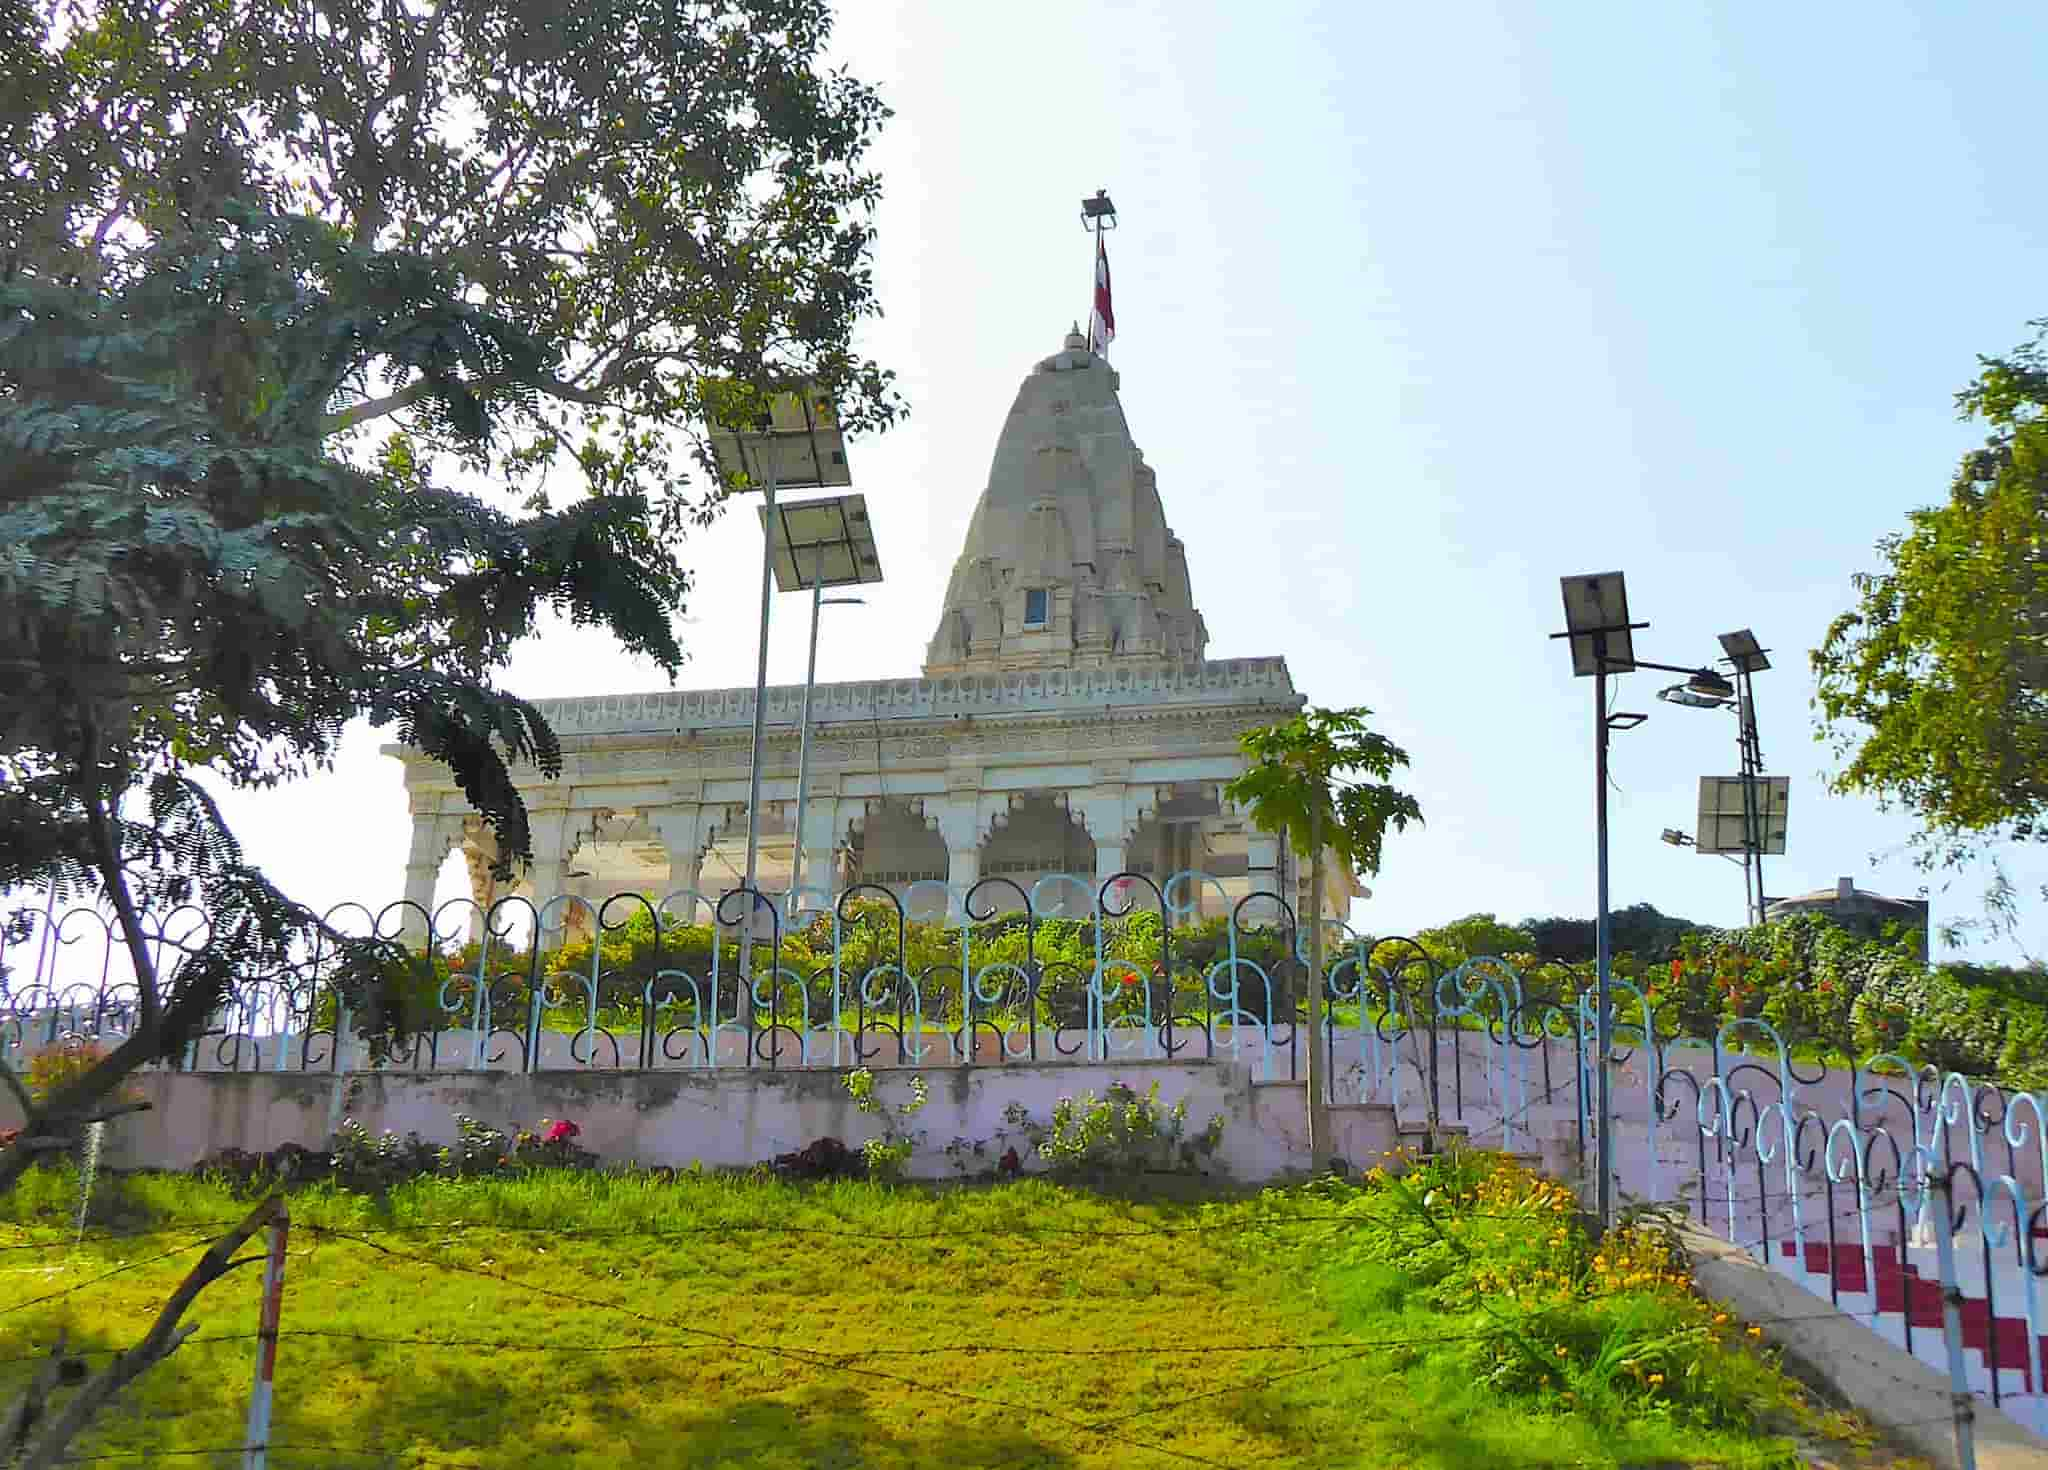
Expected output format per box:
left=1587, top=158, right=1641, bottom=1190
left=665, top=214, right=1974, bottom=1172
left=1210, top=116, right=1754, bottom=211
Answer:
left=196, top=0, right=2048, bottom=959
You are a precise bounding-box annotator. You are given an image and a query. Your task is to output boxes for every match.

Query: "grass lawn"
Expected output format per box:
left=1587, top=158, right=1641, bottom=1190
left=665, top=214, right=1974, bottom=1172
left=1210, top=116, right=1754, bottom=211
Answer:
left=0, top=1160, right=1917, bottom=1469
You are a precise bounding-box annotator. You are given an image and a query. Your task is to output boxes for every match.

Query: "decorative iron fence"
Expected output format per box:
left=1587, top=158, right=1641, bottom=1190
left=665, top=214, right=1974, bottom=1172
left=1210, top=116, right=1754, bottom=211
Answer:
left=10, top=870, right=2048, bottom=1432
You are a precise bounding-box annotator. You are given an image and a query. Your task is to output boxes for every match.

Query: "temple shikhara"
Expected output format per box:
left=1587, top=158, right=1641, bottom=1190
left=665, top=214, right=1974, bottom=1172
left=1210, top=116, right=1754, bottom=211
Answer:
left=387, top=327, right=1356, bottom=937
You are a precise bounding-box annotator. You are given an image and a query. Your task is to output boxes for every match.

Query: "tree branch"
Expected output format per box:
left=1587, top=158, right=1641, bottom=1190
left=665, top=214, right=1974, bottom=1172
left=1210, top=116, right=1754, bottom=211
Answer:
left=18, top=1196, right=284, bottom=1470
left=78, top=761, right=158, bottom=1036
left=321, top=371, right=609, bottom=436
left=1, top=1332, right=76, bottom=1461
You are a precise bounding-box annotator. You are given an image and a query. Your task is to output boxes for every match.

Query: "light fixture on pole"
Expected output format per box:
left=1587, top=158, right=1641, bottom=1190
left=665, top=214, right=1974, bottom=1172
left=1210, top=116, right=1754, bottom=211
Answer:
left=1653, top=631, right=1780, bottom=926
left=757, top=493, right=883, bottom=914
left=1718, top=629, right=1773, bottom=925
left=1660, top=829, right=1695, bottom=848
left=1553, top=572, right=1642, bottom=1236
left=1080, top=189, right=1118, bottom=231
left=706, top=388, right=852, bottom=1018
left=1553, top=572, right=1734, bottom=1232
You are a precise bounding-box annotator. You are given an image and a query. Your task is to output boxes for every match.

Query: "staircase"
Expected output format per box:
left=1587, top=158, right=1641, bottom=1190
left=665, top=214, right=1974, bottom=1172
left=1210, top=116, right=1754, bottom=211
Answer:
left=1770, top=1233, right=2048, bottom=1436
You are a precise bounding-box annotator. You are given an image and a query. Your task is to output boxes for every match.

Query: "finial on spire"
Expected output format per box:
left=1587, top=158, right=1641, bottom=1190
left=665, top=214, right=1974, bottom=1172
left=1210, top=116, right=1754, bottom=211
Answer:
left=1065, top=322, right=1086, bottom=351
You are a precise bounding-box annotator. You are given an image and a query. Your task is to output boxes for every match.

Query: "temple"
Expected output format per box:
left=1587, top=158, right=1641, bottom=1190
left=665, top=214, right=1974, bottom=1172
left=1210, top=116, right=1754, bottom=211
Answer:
left=386, top=328, right=1355, bottom=936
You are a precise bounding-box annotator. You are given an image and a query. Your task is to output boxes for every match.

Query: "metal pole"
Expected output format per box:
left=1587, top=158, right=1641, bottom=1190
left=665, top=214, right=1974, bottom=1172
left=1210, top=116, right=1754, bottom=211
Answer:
left=790, top=547, right=825, bottom=918
left=241, top=1203, right=290, bottom=1470
left=1930, top=1171, right=1980, bottom=1470
left=1595, top=653, right=1613, bottom=1233
left=1741, top=672, right=1766, bottom=923
left=739, top=455, right=779, bottom=1024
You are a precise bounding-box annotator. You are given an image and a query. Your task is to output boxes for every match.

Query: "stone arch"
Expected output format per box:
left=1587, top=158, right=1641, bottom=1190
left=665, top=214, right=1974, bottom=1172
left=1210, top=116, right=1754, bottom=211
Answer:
left=848, top=799, right=949, bottom=894
left=978, top=795, right=1096, bottom=915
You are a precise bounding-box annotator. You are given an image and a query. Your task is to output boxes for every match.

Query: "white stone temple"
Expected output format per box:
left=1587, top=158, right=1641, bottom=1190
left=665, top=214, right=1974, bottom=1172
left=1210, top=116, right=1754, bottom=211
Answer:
left=388, top=328, right=1356, bottom=937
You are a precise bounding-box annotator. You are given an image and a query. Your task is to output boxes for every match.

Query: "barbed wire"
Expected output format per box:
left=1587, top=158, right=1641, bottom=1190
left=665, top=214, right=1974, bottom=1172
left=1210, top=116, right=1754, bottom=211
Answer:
left=0, top=1234, right=223, bottom=1319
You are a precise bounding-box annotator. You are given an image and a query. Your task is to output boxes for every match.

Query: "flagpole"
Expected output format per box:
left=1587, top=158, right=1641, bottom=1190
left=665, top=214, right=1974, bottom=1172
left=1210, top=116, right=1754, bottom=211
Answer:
left=1080, top=188, right=1116, bottom=357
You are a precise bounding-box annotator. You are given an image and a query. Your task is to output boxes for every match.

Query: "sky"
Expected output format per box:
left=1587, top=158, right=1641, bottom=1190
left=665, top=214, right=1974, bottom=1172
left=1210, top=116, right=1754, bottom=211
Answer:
left=187, top=0, right=2048, bottom=961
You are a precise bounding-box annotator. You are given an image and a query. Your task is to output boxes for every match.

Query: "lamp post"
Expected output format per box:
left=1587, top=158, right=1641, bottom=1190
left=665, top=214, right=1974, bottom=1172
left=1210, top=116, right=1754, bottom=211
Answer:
left=1555, top=572, right=1731, bottom=1232
left=756, top=493, right=883, bottom=914
left=1654, top=631, right=1777, bottom=927
left=1718, top=630, right=1774, bottom=926
left=707, top=390, right=852, bottom=1018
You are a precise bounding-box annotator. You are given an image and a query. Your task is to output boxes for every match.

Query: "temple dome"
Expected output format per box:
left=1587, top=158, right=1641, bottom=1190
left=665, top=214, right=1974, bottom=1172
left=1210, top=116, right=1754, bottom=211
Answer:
left=924, top=328, right=1209, bottom=674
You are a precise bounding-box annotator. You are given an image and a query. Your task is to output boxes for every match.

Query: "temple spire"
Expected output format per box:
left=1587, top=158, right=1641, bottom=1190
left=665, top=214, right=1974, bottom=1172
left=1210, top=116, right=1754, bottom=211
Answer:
left=924, top=331, right=1206, bottom=677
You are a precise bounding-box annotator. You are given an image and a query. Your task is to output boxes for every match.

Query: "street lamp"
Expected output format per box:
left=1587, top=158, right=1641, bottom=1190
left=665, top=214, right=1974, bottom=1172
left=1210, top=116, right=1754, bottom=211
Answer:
left=1652, top=631, right=1779, bottom=926
left=757, top=493, right=884, bottom=913
left=1717, top=630, right=1773, bottom=926
left=1553, top=571, right=1728, bottom=1232
left=707, top=388, right=852, bottom=1003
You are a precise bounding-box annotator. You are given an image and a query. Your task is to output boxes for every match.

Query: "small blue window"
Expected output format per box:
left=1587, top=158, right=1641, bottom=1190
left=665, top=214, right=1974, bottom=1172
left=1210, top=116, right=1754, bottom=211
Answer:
left=1024, top=588, right=1049, bottom=626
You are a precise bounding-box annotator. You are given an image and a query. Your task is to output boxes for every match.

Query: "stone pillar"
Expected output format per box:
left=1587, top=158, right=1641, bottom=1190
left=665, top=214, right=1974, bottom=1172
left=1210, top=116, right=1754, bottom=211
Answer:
left=648, top=792, right=707, bottom=919
left=795, top=798, right=845, bottom=910
left=400, top=808, right=454, bottom=948
left=923, top=787, right=986, bottom=918
left=459, top=817, right=501, bottom=949
left=1072, top=766, right=1157, bottom=903
left=524, top=800, right=575, bottom=948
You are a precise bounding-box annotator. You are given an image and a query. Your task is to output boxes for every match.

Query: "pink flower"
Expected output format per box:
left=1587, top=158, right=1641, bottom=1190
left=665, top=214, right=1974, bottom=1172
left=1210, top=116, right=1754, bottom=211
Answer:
left=545, top=1120, right=581, bottom=1144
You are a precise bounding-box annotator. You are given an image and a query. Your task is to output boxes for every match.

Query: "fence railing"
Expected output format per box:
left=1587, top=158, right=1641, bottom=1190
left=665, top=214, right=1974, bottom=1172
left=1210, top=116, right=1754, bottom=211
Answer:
left=11, top=873, right=2048, bottom=1434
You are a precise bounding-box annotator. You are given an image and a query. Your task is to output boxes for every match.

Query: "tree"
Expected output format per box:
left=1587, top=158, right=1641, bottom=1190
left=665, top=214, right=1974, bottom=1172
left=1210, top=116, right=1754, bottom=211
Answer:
left=1415, top=913, right=1533, bottom=967
left=0, top=0, right=900, bottom=1195
left=1815, top=322, right=2048, bottom=886
left=1223, top=706, right=1422, bottom=1169
left=3, top=0, right=901, bottom=535
left=1521, top=904, right=1713, bottom=965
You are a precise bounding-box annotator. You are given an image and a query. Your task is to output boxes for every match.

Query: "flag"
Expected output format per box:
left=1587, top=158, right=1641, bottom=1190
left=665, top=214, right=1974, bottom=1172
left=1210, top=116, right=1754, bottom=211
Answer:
left=1087, top=234, right=1115, bottom=355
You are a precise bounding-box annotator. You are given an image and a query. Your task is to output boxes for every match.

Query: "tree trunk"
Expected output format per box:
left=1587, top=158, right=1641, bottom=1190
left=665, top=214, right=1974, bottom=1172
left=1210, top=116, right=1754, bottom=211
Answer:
left=1306, top=803, right=1330, bottom=1172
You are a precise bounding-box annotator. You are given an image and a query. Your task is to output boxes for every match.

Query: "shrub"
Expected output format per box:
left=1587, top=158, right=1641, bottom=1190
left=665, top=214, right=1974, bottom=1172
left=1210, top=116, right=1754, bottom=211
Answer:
left=1295, top=1150, right=1794, bottom=1432
left=771, top=1136, right=863, bottom=1181
left=1010, top=1080, right=1224, bottom=1179
left=845, top=1068, right=927, bottom=1182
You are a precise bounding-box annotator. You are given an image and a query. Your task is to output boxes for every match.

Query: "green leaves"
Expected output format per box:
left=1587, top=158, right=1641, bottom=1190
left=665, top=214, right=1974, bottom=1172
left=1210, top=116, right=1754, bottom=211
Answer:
left=1224, top=706, right=1424, bottom=880
left=1815, top=320, right=2048, bottom=865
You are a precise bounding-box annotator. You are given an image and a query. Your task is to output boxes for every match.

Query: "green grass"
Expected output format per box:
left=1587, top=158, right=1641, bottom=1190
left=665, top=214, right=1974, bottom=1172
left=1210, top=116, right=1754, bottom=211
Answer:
left=0, top=1162, right=1900, bottom=1469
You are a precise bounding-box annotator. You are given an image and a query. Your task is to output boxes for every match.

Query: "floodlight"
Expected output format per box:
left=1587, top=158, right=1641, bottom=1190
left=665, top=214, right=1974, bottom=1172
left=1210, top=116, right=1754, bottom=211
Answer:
left=1660, top=830, right=1694, bottom=848
left=1558, top=572, right=1636, bottom=676
left=1657, top=683, right=1726, bottom=710
left=1080, top=190, right=1118, bottom=229
left=1686, top=668, right=1736, bottom=701
left=1718, top=629, right=1770, bottom=674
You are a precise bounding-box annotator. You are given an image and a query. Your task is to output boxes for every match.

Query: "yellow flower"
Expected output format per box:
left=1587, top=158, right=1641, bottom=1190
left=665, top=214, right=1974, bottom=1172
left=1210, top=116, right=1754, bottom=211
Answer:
left=1647, top=1373, right=1664, bottom=1386
left=1554, top=1345, right=1568, bottom=1357
left=1746, top=1325, right=1763, bottom=1339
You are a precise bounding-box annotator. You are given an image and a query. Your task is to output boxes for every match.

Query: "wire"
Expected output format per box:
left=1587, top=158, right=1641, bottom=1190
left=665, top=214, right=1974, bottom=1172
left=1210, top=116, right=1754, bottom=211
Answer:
left=0, top=1233, right=220, bottom=1319
left=0, top=1329, right=1386, bottom=1368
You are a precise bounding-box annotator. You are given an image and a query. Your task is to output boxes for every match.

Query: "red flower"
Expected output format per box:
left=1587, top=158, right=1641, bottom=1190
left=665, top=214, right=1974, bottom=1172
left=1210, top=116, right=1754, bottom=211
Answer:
left=1120, top=971, right=1139, bottom=987
left=1670, top=959, right=1682, bottom=983
left=545, top=1120, right=581, bottom=1144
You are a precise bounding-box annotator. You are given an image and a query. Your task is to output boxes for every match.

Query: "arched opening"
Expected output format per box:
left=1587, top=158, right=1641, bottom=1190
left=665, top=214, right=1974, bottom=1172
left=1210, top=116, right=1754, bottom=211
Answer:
left=979, top=795, right=1096, bottom=916
left=846, top=800, right=950, bottom=919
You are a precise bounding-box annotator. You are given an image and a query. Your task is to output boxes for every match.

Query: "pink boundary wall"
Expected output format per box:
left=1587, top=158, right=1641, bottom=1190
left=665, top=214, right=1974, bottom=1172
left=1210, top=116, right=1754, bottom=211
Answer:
left=21, top=1060, right=1420, bottom=1184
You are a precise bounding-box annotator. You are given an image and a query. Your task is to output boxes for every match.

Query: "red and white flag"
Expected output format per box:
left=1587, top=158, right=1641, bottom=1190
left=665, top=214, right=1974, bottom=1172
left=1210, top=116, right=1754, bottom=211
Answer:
left=1087, top=234, right=1115, bottom=355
